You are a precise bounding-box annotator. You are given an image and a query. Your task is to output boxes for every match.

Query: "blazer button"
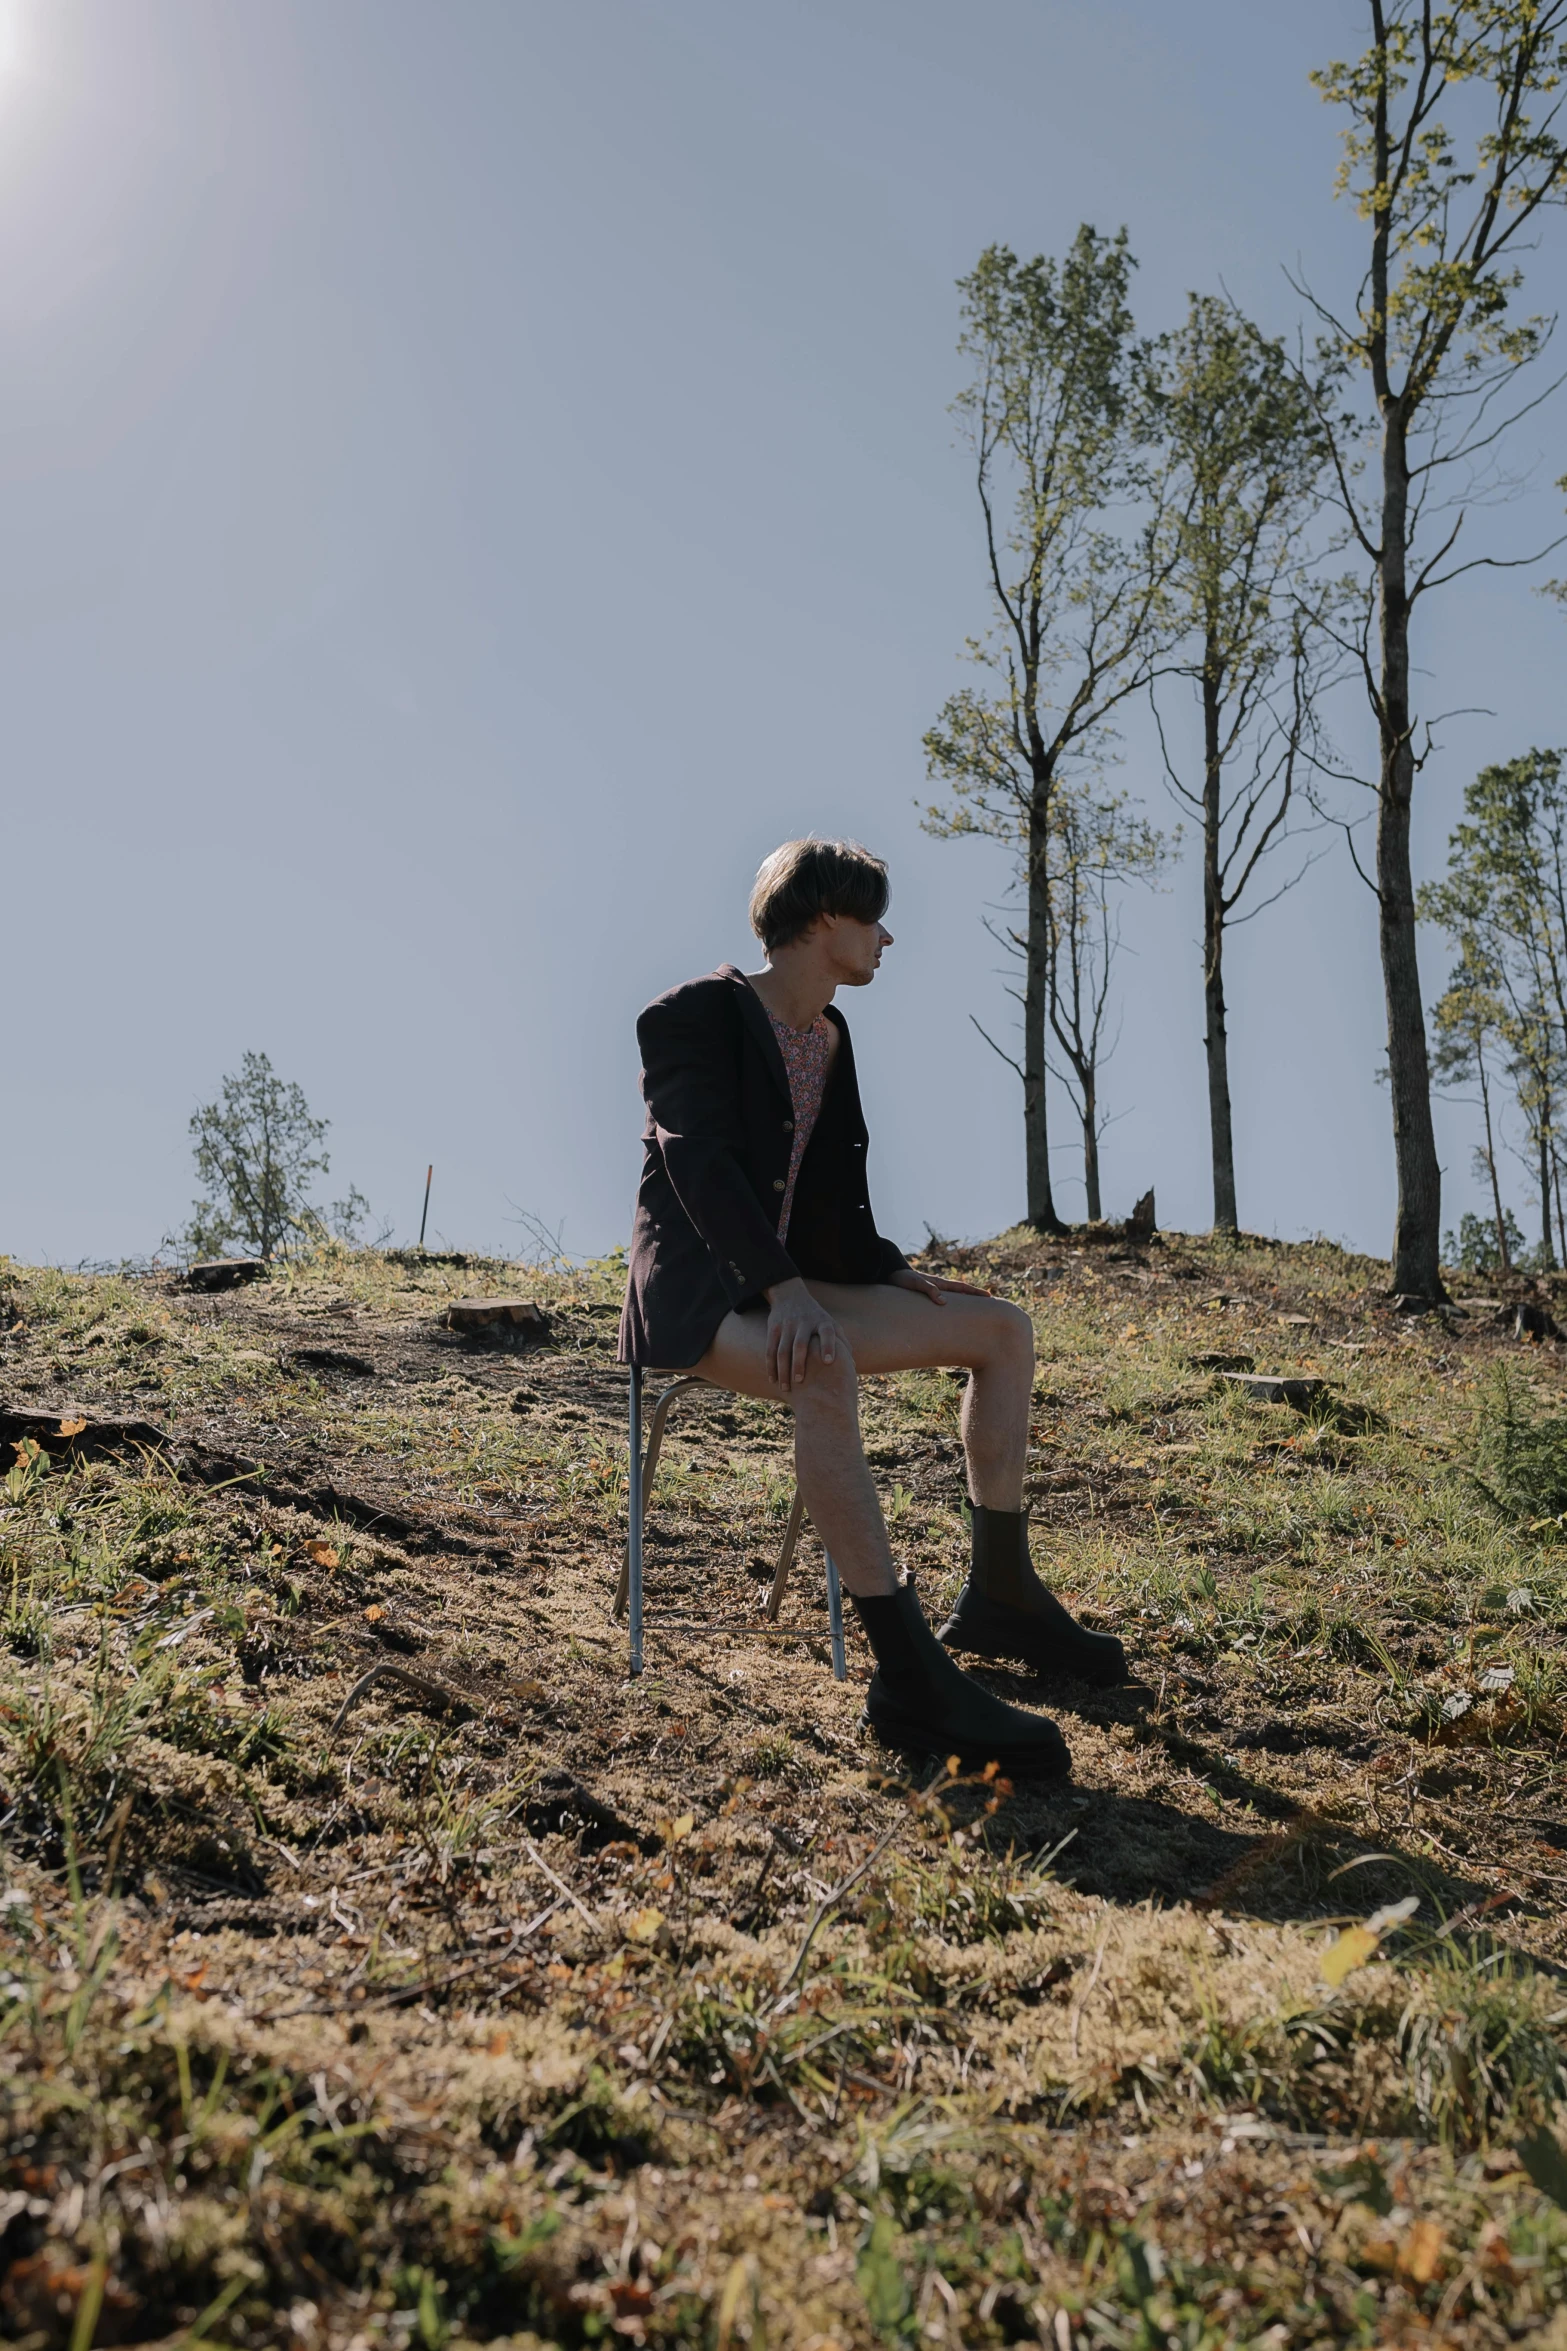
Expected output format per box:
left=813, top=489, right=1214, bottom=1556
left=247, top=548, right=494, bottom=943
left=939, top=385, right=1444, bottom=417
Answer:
left=773, top=1178, right=786, bottom=1192
left=782, top=1118, right=794, bottom=1132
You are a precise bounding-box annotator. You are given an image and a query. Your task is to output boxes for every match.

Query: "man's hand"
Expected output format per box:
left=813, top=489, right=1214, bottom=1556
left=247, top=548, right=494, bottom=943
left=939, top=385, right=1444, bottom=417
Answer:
left=763, top=1276, right=841, bottom=1391
left=888, top=1265, right=992, bottom=1306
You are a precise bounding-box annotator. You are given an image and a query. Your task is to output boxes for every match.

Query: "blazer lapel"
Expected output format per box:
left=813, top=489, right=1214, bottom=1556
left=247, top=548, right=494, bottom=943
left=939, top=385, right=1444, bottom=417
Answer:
left=721, top=965, right=793, bottom=1105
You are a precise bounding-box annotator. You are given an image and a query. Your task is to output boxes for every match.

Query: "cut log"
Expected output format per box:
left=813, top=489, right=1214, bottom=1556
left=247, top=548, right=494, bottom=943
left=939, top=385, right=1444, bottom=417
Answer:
left=1220, top=1372, right=1328, bottom=1408
left=442, top=1298, right=550, bottom=1339
left=1515, top=1301, right=1561, bottom=1343
left=186, top=1259, right=267, bottom=1291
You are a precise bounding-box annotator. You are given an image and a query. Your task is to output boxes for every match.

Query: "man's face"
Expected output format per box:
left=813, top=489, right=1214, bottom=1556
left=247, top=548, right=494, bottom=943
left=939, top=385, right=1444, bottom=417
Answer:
left=820, top=913, right=893, bottom=987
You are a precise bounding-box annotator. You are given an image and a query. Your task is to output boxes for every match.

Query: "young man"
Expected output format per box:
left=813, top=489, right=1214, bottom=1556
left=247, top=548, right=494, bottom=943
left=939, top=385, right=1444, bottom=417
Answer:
left=619, top=838, right=1129, bottom=1778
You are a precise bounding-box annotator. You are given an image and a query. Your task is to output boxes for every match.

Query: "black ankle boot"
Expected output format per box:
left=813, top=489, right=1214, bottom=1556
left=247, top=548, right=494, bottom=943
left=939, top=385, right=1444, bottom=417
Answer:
left=938, top=1505, right=1128, bottom=1687
left=851, top=1583, right=1070, bottom=1779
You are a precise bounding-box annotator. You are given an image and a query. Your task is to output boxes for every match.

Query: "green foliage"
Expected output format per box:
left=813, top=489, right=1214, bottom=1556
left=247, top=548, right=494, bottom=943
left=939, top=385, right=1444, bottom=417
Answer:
left=1312, top=5, right=1567, bottom=401
left=921, top=226, right=1163, bottom=852
left=1470, top=1366, right=1567, bottom=1523
left=856, top=2215, right=912, bottom=2339
left=1397, top=1942, right=1567, bottom=2145
left=185, top=1050, right=370, bottom=1260
left=922, top=227, right=1176, bottom=1221
left=1445, top=1207, right=1528, bottom=1272
left=1423, top=751, right=1567, bottom=1265
left=1156, top=292, right=1333, bottom=680
left=5, top=1435, right=50, bottom=1507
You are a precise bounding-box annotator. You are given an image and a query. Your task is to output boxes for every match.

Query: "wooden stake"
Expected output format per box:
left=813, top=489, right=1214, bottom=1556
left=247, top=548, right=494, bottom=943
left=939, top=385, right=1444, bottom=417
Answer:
left=418, top=1165, right=433, bottom=1249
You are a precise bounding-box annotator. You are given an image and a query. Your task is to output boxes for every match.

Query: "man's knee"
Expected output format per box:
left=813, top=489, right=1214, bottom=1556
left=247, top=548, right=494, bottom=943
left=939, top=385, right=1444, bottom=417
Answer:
left=978, top=1296, right=1034, bottom=1370
left=791, top=1339, right=859, bottom=1418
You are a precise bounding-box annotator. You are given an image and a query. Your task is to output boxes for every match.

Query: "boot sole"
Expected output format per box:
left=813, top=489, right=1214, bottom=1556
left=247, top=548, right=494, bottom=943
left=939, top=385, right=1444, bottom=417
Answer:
left=863, top=1700, right=1071, bottom=1781
left=938, top=1615, right=1129, bottom=1689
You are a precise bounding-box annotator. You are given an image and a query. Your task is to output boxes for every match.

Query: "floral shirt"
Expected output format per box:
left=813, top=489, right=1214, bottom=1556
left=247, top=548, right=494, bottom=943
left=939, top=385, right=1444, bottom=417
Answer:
left=768, top=1010, right=832, bottom=1241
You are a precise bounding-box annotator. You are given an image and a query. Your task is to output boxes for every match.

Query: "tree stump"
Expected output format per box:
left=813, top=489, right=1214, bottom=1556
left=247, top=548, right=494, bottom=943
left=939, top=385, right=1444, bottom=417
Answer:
left=1126, top=1188, right=1156, bottom=1241
left=186, top=1259, right=267, bottom=1292
left=1220, top=1372, right=1328, bottom=1408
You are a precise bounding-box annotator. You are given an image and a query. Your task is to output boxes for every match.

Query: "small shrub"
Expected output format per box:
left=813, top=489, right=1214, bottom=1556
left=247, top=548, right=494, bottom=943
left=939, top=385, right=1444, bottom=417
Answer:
left=1397, top=1945, right=1567, bottom=2147
left=1471, top=1369, right=1567, bottom=1525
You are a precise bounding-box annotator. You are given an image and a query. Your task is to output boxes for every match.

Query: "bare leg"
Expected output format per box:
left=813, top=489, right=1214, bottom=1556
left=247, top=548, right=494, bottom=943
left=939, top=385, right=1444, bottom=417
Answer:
left=693, top=1287, right=1076, bottom=1775
left=692, top=1284, right=1035, bottom=1596
left=692, top=1321, right=895, bottom=1596
left=802, top=1282, right=1035, bottom=1512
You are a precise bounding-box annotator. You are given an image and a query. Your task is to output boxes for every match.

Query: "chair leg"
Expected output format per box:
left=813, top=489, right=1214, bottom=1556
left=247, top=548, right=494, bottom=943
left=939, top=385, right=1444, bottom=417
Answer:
left=615, top=1376, right=702, bottom=1624
left=627, top=1366, right=644, bottom=1676
left=764, top=1485, right=806, bottom=1622
left=824, top=1549, right=847, bottom=1682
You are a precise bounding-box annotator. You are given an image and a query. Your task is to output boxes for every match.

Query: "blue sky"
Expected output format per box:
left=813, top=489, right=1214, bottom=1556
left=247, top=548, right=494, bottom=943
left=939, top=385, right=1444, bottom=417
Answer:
left=3, top=0, right=1564, bottom=1265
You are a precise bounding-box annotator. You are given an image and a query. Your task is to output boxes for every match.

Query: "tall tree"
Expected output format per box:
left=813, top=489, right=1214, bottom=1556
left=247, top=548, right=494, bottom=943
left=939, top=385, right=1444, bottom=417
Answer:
left=922, top=229, right=1174, bottom=1232
left=1044, top=784, right=1169, bottom=1220
left=1421, top=751, right=1567, bottom=1266
left=1428, top=932, right=1514, bottom=1270
left=1309, top=2, right=1567, bottom=1297
left=1151, top=294, right=1336, bottom=1234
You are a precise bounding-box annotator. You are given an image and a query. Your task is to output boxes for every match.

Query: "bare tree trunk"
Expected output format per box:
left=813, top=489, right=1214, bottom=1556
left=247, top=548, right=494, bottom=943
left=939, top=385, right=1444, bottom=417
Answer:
left=1553, top=1135, right=1566, bottom=1271
left=1023, top=797, right=1064, bottom=1231
left=1540, top=1120, right=1557, bottom=1270
left=1377, top=406, right=1443, bottom=1297
left=1081, top=1067, right=1101, bottom=1221
left=1201, top=656, right=1238, bottom=1232
left=1476, top=1046, right=1510, bottom=1274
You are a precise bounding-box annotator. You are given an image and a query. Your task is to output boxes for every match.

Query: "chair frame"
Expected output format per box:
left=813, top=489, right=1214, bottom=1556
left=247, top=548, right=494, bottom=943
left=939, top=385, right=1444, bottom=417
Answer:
left=615, top=1364, right=847, bottom=1680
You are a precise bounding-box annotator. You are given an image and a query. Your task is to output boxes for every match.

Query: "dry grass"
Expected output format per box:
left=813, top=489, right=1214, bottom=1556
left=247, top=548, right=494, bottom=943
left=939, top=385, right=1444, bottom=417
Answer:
left=3, top=1229, right=1567, bottom=2347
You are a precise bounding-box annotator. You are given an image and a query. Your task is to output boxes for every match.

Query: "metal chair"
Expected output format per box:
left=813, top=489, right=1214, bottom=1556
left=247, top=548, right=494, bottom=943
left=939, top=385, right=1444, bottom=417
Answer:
left=614, top=1365, right=847, bottom=1680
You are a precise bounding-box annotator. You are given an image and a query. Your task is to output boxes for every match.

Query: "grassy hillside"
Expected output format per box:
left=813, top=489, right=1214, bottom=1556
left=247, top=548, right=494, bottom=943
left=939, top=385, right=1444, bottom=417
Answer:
left=3, top=1228, right=1567, bottom=2349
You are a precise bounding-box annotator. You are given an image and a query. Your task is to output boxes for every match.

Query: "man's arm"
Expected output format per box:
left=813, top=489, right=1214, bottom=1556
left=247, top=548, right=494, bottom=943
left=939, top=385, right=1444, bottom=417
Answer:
left=638, top=989, right=798, bottom=1307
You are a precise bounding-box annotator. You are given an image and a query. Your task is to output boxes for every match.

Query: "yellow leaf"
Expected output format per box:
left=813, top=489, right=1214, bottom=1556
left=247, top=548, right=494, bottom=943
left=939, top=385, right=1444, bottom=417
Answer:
left=364, top=1604, right=385, bottom=1622
left=57, top=1416, right=87, bottom=1438
left=1320, top=1924, right=1380, bottom=1986
left=625, top=1907, right=664, bottom=1942
left=660, top=1812, right=695, bottom=1845
left=1399, top=2217, right=1446, bottom=2285
left=304, top=1540, right=340, bottom=1567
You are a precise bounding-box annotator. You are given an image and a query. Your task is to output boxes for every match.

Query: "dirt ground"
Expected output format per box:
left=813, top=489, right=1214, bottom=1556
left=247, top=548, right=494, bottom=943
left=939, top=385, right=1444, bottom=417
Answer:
left=3, top=1227, right=1567, bottom=2348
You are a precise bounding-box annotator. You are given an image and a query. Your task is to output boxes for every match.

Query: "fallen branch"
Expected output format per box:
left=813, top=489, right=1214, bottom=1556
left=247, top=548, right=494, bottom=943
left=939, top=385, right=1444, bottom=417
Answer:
left=260, top=1900, right=563, bottom=2021
left=520, top=1836, right=598, bottom=1927
left=328, top=1660, right=477, bottom=1737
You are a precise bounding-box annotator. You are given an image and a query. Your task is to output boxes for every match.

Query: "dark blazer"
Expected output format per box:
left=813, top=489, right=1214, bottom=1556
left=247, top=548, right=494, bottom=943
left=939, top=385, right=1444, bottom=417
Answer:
left=618, top=964, right=907, bottom=1369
